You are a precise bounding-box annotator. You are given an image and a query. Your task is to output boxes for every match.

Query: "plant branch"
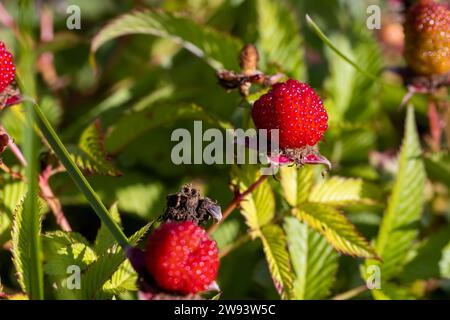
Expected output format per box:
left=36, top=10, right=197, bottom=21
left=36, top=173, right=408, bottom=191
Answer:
left=208, top=174, right=268, bottom=234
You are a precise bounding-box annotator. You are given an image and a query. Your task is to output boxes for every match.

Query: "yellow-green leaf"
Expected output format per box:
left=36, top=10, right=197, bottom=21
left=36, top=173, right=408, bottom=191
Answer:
left=308, top=176, right=379, bottom=206
left=293, top=203, right=378, bottom=259
left=279, top=165, right=315, bottom=207
left=232, top=166, right=275, bottom=232
left=260, top=224, right=294, bottom=299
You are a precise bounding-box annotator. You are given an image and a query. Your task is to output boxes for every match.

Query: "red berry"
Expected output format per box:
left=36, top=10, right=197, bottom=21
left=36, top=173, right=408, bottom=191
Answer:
left=252, top=79, right=328, bottom=149
left=0, top=42, right=15, bottom=93
left=145, top=221, right=219, bottom=295
left=404, top=0, right=450, bottom=75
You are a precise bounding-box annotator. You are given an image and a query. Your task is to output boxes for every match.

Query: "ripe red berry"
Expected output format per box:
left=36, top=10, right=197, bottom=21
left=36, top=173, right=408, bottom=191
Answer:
left=0, top=42, right=15, bottom=93
left=145, top=221, right=219, bottom=295
left=404, top=0, right=450, bottom=75
left=252, top=79, right=328, bottom=149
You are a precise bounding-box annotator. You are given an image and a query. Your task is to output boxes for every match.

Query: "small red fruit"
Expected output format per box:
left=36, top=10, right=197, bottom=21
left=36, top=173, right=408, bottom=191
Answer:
left=252, top=79, right=328, bottom=149
left=404, top=0, right=450, bottom=75
left=145, top=221, right=219, bottom=295
left=0, top=42, right=15, bottom=93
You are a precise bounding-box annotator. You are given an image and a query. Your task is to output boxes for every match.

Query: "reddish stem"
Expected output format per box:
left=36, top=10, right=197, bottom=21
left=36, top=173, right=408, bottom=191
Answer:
left=208, top=174, right=268, bottom=234
left=8, top=138, right=72, bottom=231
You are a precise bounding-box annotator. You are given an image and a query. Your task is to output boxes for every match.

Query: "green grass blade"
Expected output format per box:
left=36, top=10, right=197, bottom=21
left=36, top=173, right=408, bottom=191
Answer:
left=31, top=103, right=130, bottom=249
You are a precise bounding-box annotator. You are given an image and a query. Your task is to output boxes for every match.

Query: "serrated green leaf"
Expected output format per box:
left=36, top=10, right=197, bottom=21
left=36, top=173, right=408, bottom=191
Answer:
left=259, top=224, right=294, bottom=299
left=284, top=217, right=338, bottom=300
left=91, top=10, right=242, bottom=70
left=232, top=166, right=274, bottom=232
left=94, top=203, right=122, bottom=255
left=0, top=179, right=27, bottom=246
left=101, top=260, right=138, bottom=297
left=43, top=231, right=96, bottom=280
left=80, top=222, right=151, bottom=299
left=11, top=197, right=43, bottom=295
left=294, top=203, right=377, bottom=259
left=69, top=121, right=122, bottom=176
left=279, top=165, right=315, bottom=207
left=308, top=176, right=379, bottom=206
left=256, top=0, right=305, bottom=79
left=368, top=106, right=425, bottom=280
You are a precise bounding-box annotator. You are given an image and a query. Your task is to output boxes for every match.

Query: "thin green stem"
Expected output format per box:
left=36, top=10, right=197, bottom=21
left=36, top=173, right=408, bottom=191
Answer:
left=305, top=15, right=400, bottom=89
left=31, top=102, right=130, bottom=249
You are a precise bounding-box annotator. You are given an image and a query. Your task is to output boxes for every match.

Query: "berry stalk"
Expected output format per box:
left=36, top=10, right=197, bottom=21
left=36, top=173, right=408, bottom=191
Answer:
left=208, top=174, right=268, bottom=234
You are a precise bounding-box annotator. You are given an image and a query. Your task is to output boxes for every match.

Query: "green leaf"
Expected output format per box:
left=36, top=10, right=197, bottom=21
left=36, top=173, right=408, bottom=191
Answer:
left=43, top=232, right=97, bottom=276
left=308, top=176, right=379, bottom=206
left=256, top=0, right=305, bottom=79
left=0, top=179, right=27, bottom=246
left=368, top=106, right=425, bottom=280
left=305, top=15, right=381, bottom=83
left=293, top=203, right=378, bottom=259
left=101, top=260, right=138, bottom=297
left=105, top=103, right=231, bottom=154
left=232, top=166, right=274, bottom=232
left=94, top=203, right=122, bottom=255
left=259, top=224, right=294, bottom=299
left=284, top=217, right=338, bottom=299
left=279, top=165, right=315, bottom=207
left=424, top=152, right=450, bottom=188
left=69, top=120, right=122, bottom=177
left=401, top=225, right=450, bottom=281
left=11, top=197, right=43, bottom=295
left=91, top=10, right=242, bottom=70
left=80, top=222, right=152, bottom=299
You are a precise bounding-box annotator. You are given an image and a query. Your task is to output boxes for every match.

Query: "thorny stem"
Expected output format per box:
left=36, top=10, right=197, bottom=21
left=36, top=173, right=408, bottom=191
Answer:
left=331, top=285, right=368, bottom=300
left=208, top=175, right=268, bottom=234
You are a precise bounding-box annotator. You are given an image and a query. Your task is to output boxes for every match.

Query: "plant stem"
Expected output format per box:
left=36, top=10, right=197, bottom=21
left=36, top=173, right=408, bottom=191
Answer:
left=208, top=175, right=268, bottom=234
left=331, top=285, right=368, bottom=300
left=31, top=101, right=130, bottom=249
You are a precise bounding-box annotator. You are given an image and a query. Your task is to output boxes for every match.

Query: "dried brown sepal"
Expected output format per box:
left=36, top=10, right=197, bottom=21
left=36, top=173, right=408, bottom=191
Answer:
left=160, top=184, right=222, bottom=224
left=216, top=43, right=284, bottom=97
left=240, top=44, right=259, bottom=75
